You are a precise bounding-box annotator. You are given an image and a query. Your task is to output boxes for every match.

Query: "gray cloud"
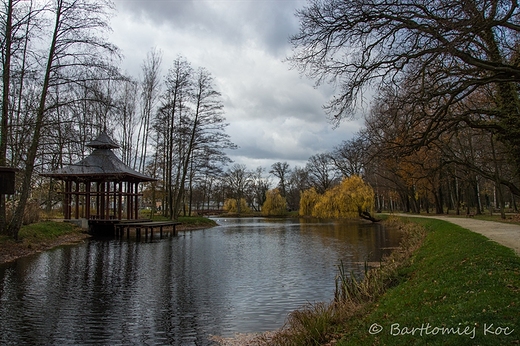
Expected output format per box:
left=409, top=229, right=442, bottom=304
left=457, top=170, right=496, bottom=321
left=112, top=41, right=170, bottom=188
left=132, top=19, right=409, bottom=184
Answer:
left=113, top=0, right=301, bottom=57
left=110, top=0, right=361, bottom=172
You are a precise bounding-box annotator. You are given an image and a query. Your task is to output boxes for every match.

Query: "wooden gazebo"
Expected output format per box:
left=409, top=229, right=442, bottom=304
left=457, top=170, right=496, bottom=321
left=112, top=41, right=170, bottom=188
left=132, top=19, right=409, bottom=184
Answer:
left=41, top=132, right=156, bottom=232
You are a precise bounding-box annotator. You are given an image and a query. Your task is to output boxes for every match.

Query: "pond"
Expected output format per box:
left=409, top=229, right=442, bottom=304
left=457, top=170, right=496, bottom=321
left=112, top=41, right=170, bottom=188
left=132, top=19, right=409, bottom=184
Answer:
left=0, top=217, right=401, bottom=345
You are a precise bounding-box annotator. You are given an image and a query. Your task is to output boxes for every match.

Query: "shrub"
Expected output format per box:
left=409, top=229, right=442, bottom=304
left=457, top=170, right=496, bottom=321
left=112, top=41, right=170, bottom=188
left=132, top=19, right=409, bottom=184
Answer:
left=262, top=189, right=288, bottom=216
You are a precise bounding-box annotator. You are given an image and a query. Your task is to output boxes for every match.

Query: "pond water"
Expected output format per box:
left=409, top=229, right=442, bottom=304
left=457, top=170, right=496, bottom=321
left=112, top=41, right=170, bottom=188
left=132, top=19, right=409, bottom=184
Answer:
left=0, top=217, right=401, bottom=345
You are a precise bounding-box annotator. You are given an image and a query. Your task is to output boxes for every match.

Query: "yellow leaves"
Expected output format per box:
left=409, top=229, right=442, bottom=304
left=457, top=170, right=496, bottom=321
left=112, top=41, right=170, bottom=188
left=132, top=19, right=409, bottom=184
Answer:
left=223, top=198, right=251, bottom=213
left=299, top=175, right=375, bottom=219
left=299, top=187, right=320, bottom=216
left=262, top=189, right=288, bottom=216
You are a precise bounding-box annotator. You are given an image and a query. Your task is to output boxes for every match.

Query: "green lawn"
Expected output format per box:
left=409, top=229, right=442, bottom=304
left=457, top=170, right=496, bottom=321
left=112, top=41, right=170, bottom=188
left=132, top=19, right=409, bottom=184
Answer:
left=338, top=217, right=520, bottom=346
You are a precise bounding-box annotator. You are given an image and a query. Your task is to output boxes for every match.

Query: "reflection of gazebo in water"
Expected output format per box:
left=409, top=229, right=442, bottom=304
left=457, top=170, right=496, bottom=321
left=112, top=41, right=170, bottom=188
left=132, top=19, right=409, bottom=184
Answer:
left=42, top=132, right=160, bottom=235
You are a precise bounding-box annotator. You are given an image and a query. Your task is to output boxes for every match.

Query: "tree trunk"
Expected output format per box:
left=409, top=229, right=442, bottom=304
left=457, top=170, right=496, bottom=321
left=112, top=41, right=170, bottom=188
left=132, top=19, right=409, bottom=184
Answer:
left=0, top=0, right=14, bottom=235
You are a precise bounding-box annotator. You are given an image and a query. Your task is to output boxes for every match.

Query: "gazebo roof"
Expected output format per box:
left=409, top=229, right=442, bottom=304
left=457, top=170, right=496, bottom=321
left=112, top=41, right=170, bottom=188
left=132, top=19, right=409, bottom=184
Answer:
left=87, top=131, right=120, bottom=149
left=41, top=132, right=155, bottom=182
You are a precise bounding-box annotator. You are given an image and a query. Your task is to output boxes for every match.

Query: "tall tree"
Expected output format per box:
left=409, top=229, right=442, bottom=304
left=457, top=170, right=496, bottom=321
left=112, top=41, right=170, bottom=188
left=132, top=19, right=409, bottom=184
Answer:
left=224, top=164, right=253, bottom=214
left=134, top=48, right=162, bottom=172
left=306, top=153, right=338, bottom=193
left=249, top=166, right=271, bottom=211
left=269, top=161, right=291, bottom=197
left=0, top=0, right=14, bottom=234
left=171, top=67, right=226, bottom=219
left=157, top=56, right=193, bottom=219
left=7, top=0, right=118, bottom=239
left=330, top=137, right=367, bottom=177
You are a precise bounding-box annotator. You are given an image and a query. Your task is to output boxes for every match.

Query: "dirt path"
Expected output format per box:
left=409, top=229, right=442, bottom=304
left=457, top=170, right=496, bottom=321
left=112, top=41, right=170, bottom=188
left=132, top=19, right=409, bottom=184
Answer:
left=394, top=214, right=520, bottom=255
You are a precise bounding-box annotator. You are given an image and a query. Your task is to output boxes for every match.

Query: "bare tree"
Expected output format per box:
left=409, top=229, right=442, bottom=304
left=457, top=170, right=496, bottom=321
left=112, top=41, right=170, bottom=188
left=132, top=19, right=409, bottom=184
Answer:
left=286, top=165, right=310, bottom=211
left=171, top=67, right=226, bottom=219
left=330, top=137, right=367, bottom=177
left=269, top=161, right=291, bottom=197
left=7, top=0, right=118, bottom=239
left=0, top=0, right=15, bottom=234
left=224, top=164, right=253, bottom=214
left=249, top=166, right=271, bottom=211
left=290, top=0, right=520, bottom=172
left=156, top=56, right=193, bottom=218
left=134, top=48, right=162, bottom=172
left=306, top=153, right=338, bottom=194
left=116, top=77, right=138, bottom=166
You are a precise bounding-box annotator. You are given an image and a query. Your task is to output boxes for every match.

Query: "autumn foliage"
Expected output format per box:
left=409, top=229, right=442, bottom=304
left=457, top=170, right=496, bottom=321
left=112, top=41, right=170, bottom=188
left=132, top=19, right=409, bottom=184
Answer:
left=261, top=189, right=288, bottom=216
left=223, top=198, right=251, bottom=214
left=299, top=176, right=375, bottom=219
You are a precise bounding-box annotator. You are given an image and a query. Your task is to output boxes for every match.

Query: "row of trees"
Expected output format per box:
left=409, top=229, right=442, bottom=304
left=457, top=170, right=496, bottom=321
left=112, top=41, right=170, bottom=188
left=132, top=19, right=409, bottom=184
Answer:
left=285, top=0, right=520, bottom=218
left=4, top=0, right=520, bottom=240
left=0, top=0, right=236, bottom=239
left=143, top=0, right=520, bottom=220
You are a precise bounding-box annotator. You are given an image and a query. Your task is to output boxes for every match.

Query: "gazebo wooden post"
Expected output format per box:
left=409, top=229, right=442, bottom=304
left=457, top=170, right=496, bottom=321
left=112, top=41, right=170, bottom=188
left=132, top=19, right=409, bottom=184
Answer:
left=64, top=180, right=72, bottom=219
left=106, top=181, right=111, bottom=219
left=127, top=181, right=133, bottom=219
left=99, top=182, right=105, bottom=219
left=74, top=181, right=80, bottom=219
left=96, top=182, right=101, bottom=219
left=118, top=181, right=123, bottom=220
left=134, top=182, right=139, bottom=220
left=85, top=182, right=91, bottom=219
left=112, top=181, right=117, bottom=219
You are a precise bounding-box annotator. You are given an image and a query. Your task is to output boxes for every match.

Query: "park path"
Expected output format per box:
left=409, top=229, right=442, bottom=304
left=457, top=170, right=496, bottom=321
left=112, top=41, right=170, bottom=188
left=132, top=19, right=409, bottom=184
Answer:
left=393, top=214, right=520, bottom=255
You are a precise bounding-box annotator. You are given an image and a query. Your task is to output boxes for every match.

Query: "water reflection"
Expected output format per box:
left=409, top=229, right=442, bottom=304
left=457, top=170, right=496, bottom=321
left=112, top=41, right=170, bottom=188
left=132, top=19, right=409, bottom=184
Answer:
left=0, top=217, right=400, bottom=345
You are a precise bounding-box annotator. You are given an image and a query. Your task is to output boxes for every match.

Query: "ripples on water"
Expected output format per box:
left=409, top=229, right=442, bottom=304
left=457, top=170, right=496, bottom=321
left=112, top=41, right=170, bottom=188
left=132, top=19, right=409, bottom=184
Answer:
left=0, top=217, right=400, bottom=345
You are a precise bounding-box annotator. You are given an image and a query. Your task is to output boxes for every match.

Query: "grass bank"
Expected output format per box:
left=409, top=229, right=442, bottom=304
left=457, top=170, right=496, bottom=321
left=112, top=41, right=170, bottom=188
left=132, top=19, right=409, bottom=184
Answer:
left=176, top=215, right=218, bottom=229
left=337, top=217, right=520, bottom=346
left=149, top=215, right=218, bottom=229
left=0, top=221, right=88, bottom=264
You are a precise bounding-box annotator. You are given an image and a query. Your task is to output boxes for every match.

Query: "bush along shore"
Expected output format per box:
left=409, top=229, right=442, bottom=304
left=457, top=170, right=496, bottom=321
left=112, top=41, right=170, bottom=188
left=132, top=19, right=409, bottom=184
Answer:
left=216, top=217, right=519, bottom=346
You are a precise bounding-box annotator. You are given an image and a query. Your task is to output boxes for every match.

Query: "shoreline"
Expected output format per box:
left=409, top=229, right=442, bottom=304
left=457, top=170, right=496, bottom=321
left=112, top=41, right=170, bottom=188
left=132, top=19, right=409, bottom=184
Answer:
left=0, top=231, right=92, bottom=265
left=0, top=223, right=213, bottom=265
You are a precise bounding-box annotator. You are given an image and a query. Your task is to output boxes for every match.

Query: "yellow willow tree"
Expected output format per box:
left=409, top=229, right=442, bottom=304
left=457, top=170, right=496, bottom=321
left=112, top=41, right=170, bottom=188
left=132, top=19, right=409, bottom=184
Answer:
left=299, top=187, right=320, bottom=216
left=304, top=175, right=378, bottom=221
left=262, top=189, right=288, bottom=216
left=223, top=198, right=251, bottom=214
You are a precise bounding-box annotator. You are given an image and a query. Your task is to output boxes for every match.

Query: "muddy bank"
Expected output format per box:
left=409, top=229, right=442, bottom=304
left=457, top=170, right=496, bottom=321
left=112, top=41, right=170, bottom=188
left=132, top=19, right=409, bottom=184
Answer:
left=0, top=232, right=91, bottom=265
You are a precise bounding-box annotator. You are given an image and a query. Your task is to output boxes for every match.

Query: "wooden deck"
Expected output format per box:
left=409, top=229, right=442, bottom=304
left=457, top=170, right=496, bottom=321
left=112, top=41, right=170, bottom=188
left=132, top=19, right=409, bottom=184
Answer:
left=115, top=220, right=181, bottom=240
left=88, top=219, right=180, bottom=241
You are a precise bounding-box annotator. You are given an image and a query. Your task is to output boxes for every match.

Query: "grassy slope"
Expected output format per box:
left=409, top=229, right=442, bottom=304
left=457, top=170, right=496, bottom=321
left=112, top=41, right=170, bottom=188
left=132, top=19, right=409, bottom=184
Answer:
left=18, top=221, right=83, bottom=242
left=338, top=217, right=520, bottom=346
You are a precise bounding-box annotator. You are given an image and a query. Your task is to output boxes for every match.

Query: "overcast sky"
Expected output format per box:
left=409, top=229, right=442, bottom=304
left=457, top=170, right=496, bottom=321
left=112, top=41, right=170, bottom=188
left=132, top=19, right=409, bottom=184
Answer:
left=109, top=0, right=363, bottom=172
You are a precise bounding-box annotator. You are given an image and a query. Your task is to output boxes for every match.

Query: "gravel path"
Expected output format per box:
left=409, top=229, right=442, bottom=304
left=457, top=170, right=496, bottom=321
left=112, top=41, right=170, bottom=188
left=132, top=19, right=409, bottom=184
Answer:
left=394, top=214, right=520, bottom=255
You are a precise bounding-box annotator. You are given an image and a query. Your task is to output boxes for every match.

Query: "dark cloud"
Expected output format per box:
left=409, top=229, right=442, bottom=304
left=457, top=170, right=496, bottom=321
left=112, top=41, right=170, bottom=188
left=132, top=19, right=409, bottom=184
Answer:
left=114, top=0, right=303, bottom=57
